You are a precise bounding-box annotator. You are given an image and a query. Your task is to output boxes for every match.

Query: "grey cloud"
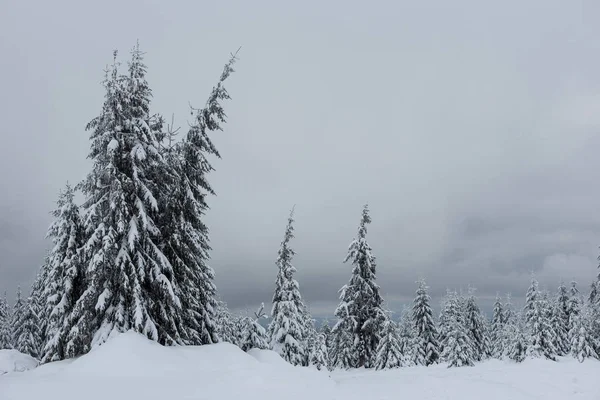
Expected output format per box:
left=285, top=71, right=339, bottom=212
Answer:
left=1, top=0, right=599, bottom=317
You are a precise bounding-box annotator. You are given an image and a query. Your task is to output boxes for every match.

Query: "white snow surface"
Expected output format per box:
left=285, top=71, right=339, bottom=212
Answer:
left=1, top=331, right=599, bottom=400
left=0, top=349, right=39, bottom=375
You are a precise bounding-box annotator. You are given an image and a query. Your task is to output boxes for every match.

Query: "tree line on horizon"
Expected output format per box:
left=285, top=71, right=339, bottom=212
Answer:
left=0, top=45, right=599, bottom=370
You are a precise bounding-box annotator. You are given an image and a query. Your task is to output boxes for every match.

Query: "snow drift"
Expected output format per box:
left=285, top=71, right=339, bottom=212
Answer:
left=1, top=331, right=599, bottom=400
left=0, top=349, right=38, bottom=375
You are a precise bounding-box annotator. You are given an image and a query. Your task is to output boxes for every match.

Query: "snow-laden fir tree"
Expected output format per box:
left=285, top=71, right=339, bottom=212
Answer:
left=159, top=51, right=238, bottom=345
left=490, top=294, right=504, bottom=358
left=215, top=301, right=241, bottom=346
left=397, top=306, right=414, bottom=366
left=465, top=289, right=489, bottom=361
left=411, top=279, right=440, bottom=366
left=374, top=318, right=403, bottom=370
left=0, top=292, right=13, bottom=349
left=72, top=46, right=183, bottom=353
left=569, top=306, right=598, bottom=362
left=309, top=333, right=329, bottom=371
left=440, top=290, right=474, bottom=367
left=333, top=204, right=386, bottom=368
left=320, top=319, right=332, bottom=348
left=567, top=283, right=584, bottom=347
left=501, top=293, right=516, bottom=355
left=438, top=289, right=453, bottom=355
left=30, top=267, right=49, bottom=352
left=10, top=286, right=24, bottom=343
left=567, top=281, right=582, bottom=333
left=268, top=208, right=309, bottom=366
left=552, top=282, right=570, bottom=355
left=12, top=294, right=42, bottom=359
left=505, top=313, right=527, bottom=363
left=329, top=321, right=355, bottom=369
left=240, top=303, right=268, bottom=352
left=525, top=279, right=557, bottom=360
left=42, top=183, right=85, bottom=362
left=301, top=304, right=317, bottom=366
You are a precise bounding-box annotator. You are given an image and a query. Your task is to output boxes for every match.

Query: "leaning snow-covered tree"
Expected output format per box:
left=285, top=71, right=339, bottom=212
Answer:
left=159, top=51, right=238, bottom=345
left=268, top=208, right=309, bottom=366
left=411, top=279, right=440, bottom=366
left=42, top=183, right=85, bottom=362
left=374, top=318, right=403, bottom=370
left=333, top=205, right=386, bottom=368
left=0, top=292, right=12, bottom=349
left=72, top=46, right=184, bottom=352
left=240, top=303, right=268, bottom=352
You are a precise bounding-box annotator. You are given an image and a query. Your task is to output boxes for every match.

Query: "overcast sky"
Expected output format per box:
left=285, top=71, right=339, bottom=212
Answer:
left=1, top=0, right=599, bottom=317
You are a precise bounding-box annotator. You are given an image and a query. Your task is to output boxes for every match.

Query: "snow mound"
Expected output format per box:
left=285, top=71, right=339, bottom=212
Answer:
left=0, top=349, right=39, bottom=375
left=0, top=331, right=335, bottom=400
left=247, top=348, right=292, bottom=367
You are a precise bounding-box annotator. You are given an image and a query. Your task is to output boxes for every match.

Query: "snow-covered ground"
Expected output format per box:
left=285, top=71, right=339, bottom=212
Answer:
left=1, top=332, right=598, bottom=400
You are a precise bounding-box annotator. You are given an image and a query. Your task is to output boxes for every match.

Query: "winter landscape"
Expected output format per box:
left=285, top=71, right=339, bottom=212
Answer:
left=2, top=1, right=600, bottom=400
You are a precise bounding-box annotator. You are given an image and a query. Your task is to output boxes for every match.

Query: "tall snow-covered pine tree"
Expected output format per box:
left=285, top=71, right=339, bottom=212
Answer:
left=333, top=205, right=386, bottom=368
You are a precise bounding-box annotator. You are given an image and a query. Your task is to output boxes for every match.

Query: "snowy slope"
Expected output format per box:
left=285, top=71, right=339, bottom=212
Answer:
left=0, top=349, right=38, bottom=375
left=1, top=331, right=599, bottom=400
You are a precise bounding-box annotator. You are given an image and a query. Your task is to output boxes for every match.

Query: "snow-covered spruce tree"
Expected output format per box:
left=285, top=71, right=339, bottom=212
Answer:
left=70, top=47, right=183, bottom=354
left=268, top=208, right=308, bottom=366
left=215, top=301, right=240, bottom=346
left=0, top=292, right=13, bottom=349
left=159, top=52, right=238, bottom=346
left=240, top=303, right=268, bottom=352
left=437, top=290, right=453, bottom=355
left=569, top=306, right=598, bottom=362
left=374, top=318, right=403, bottom=370
left=309, top=333, right=329, bottom=370
left=505, top=313, right=527, bottom=362
left=397, top=306, right=414, bottom=366
left=411, top=279, right=440, bottom=366
left=525, top=280, right=557, bottom=360
left=567, top=281, right=582, bottom=333
left=30, top=266, right=49, bottom=352
left=567, top=283, right=584, bottom=347
left=541, top=290, right=558, bottom=352
left=10, top=286, right=24, bottom=343
left=440, top=290, right=474, bottom=367
left=552, top=282, right=570, bottom=355
left=42, top=183, right=85, bottom=362
left=465, top=290, right=489, bottom=361
left=490, top=294, right=504, bottom=358
left=329, top=321, right=356, bottom=369
left=320, top=319, right=332, bottom=348
left=333, top=205, right=386, bottom=368
left=501, top=293, right=516, bottom=354
left=12, top=294, right=42, bottom=359
left=301, top=304, right=317, bottom=366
